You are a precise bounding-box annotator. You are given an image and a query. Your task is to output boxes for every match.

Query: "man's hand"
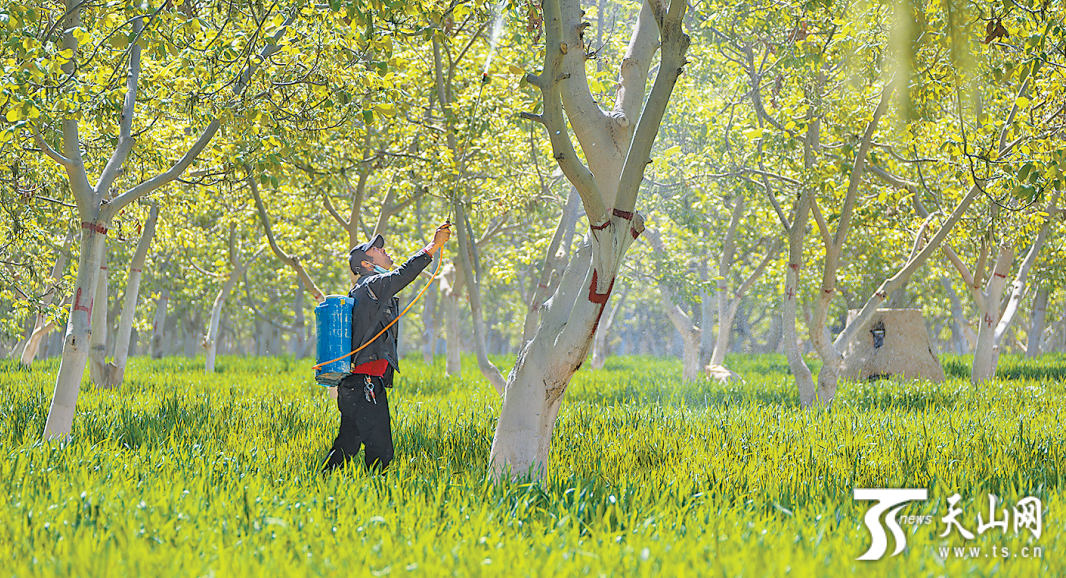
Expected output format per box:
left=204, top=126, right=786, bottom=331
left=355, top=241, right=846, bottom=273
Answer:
left=426, top=222, right=451, bottom=256
left=433, top=222, right=452, bottom=246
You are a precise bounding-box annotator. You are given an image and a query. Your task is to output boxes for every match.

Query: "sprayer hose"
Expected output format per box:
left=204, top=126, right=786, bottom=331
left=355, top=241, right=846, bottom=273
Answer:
left=311, top=253, right=444, bottom=371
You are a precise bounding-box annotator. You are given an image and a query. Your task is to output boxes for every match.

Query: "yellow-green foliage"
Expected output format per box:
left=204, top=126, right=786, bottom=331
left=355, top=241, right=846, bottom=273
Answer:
left=2, top=354, right=1063, bottom=576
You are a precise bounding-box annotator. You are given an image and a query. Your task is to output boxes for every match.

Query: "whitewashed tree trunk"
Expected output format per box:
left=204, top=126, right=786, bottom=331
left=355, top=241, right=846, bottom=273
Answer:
left=150, top=289, right=168, bottom=359
left=783, top=191, right=817, bottom=405
left=20, top=230, right=72, bottom=367
left=440, top=263, right=463, bottom=377
left=522, top=188, right=582, bottom=344
left=645, top=228, right=701, bottom=380
left=109, top=203, right=159, bottom=386
left=711, top=238, right=780, bottom=367
left=489, top=0, right=688, bottom=478
left=991, top=194, right=1059, bottom=364
left=1027, top=287, right=1049, bottom=358
left=661, top=285, right=701, bottom=381
left=43, top=224, right=107, bottom=439
left=971, top=246, right=1015, bottom=382
left=451, top=201, right=506, bottom=394
left=939, top=277, right=974, bottom=354
left=206, top=267, right=246, bottom=373
left=422, top=278, right=439, bottom=363
left=88, top=245, right=110, bottom=386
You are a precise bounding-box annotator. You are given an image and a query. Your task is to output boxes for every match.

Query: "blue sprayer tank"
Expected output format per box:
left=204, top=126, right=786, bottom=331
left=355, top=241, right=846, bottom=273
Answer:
left=315, top=295, right=354, bottom=386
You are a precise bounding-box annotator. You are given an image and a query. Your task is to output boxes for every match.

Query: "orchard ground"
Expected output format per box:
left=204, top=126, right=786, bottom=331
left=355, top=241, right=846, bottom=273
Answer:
left=2, top=353, right=1063, bottom=577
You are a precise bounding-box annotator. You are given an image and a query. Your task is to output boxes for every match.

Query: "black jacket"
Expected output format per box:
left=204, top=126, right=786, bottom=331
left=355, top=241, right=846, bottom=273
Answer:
left=348, top=249, right=433, bottom=375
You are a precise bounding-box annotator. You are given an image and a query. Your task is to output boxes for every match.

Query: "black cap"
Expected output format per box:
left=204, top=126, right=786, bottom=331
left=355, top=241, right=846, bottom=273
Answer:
left=348, top=234, right=384, bottom=274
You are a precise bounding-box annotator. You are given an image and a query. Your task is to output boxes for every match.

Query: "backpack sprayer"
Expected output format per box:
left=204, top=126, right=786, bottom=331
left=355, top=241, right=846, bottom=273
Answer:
left=312, top=230, right=446, bottom=385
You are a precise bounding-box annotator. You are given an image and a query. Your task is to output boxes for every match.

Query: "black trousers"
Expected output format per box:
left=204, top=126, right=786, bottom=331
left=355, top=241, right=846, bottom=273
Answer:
left=324, top=374, right=393, bottom=472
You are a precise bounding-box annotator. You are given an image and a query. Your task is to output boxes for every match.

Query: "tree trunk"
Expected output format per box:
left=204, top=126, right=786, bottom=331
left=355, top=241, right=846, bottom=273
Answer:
left=940, top=277, right=973, bottom=354
left=422, top=278, right=439, bottom=363
left=661, top=287, right=701, bottom=381
left=88, top=243, right=112, bottom=386
left=452, top=200, right=506, bottom=394
left=488, top=0, right=687, bottom=478
left=971, top=246, right=1014, bottom=383
left=110, top=203, right=159, bottom=386
left=206, top=268, right=244, bottom=373
left=522, top=188, right=582, bottom=344
left=991, top=194, right=1058, bottom=362
left=783, top=192, right=817, bottom=405
left=150, top=289, right=169, bottom=359
left=590, top=285, right=627, bottom=369
left=42, top=223, right=108, bottom=440
left=645, top=228, right=701, bottom=380
left=20, top=230, right=72, bottom=367
left=440, top=263, right=463, bottom=377
left=1027, top=287, right=1049, bottom=358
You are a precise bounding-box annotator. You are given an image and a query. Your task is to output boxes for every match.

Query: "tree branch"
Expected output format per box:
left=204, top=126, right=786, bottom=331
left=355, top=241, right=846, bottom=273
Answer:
left=614, top=0, right=689, bottom=216
left=95, top=16, right=143, bottom=198
left=104, top=12, right=296, bottom=217
left=248, top=170, right=325, bottom=303
left=32, top=127, right=72, bottom=168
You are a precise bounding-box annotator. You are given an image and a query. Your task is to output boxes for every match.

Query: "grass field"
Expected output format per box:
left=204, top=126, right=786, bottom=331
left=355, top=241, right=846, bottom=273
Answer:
left=1, top=353, right=1063, bottom=576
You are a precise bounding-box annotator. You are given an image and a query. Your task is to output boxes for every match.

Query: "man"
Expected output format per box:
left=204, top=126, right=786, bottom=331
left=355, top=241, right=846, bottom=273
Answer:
left=323, top=223, right=451, bottom=471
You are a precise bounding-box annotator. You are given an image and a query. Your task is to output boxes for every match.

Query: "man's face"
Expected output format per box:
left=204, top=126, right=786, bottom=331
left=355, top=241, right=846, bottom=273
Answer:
left=365, top=245, right=393, bottom=271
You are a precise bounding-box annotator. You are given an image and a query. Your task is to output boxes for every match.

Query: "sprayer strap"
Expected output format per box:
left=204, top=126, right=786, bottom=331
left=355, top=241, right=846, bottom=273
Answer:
left=350, top=291, right=391, bottom=366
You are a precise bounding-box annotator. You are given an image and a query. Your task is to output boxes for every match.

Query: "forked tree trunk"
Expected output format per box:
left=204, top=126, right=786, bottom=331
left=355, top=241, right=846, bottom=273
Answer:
left=645, top=228, right=701, bottom=380
left=489, top=0, right=688, bottom=478
left=522, top=188, right=582, bottom=344
left=989, top=195, right=1059, bottom=368
left=109, top=203, right=159, bottom=386
left=452, top=201, right=506, bottom=394
left=1027, top=287, right=1049, bottom=358
left=42, top=2, right=292, bottom=440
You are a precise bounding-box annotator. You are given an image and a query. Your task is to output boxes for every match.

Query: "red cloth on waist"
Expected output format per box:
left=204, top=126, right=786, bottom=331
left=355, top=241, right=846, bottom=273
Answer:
left=352, top=359, right=388, bottom=376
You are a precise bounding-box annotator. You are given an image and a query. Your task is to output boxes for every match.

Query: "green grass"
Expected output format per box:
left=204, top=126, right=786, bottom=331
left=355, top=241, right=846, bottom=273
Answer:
left=2, top=353, right=1063, bottom=576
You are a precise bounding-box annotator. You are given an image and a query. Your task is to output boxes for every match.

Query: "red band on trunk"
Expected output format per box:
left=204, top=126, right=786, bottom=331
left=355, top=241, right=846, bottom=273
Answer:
left=613, top=209, right=634, bottom=221
left=590, top=220, right=611, bottom=231
left=81, top=222, right=108, bottom=235
left=630, top=227, right=640, bottom=239
left=130, top=268, right=142, bottom=273
left=994, top=272, right=1007, bottom=279
left=587, top=270, right=615, bottom=305
left=73, top=288, right=90, bottom=313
